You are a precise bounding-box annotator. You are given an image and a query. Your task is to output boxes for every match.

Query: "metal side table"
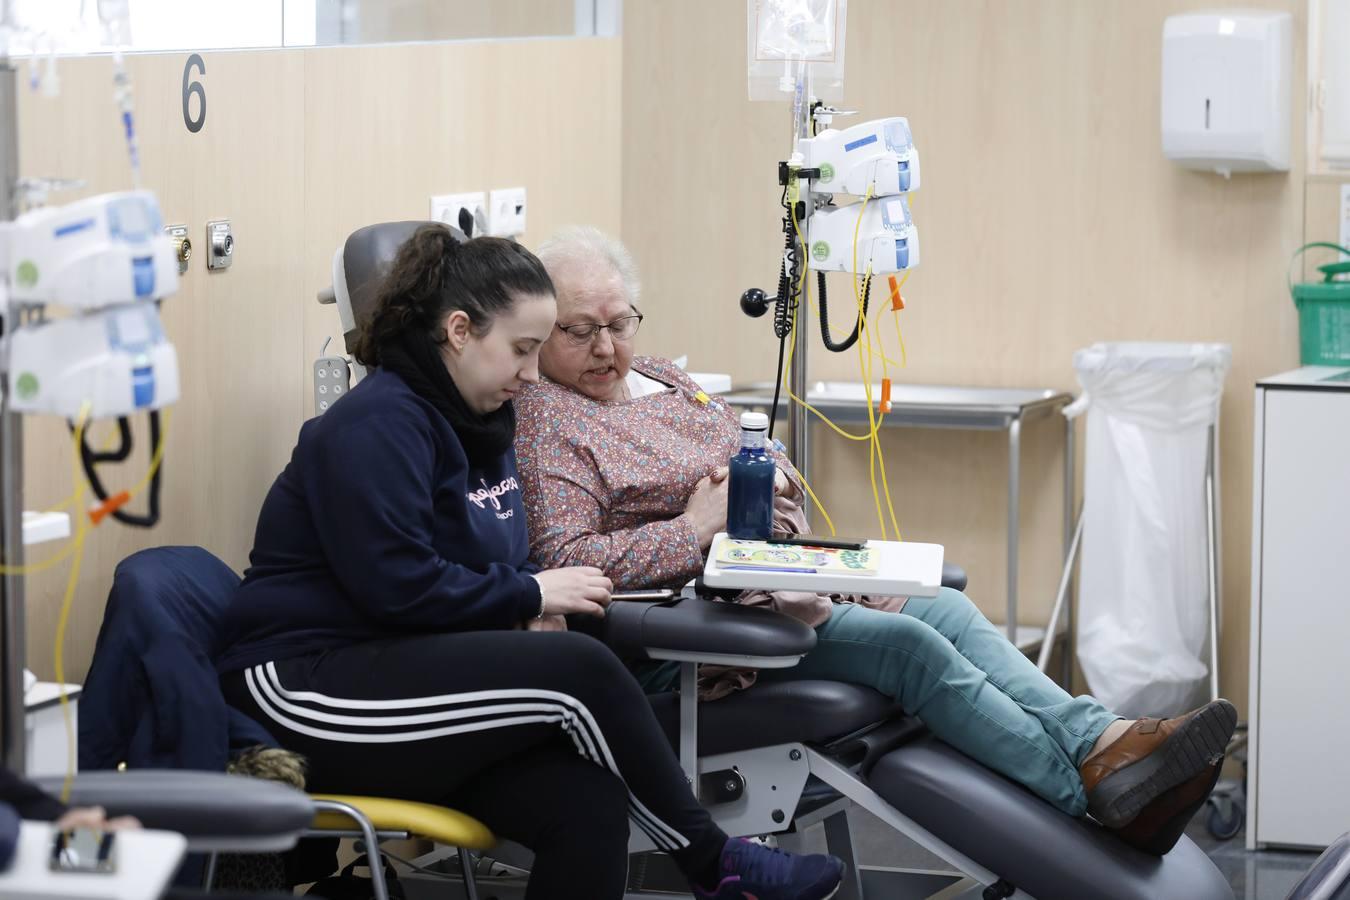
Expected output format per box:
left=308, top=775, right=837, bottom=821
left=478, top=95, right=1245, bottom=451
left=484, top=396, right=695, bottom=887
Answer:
left=721, top=382, right=1075, bottom=681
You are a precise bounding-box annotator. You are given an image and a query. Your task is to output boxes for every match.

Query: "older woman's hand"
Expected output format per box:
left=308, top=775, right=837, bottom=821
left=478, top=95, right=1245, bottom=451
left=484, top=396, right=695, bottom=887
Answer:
left=685, top=467, right=730, bottom=550
left=527, top=614, right=569, bottom=632
left=773, top=467, right=803, bottom=515
left=534, top=567, right=613, bottom=618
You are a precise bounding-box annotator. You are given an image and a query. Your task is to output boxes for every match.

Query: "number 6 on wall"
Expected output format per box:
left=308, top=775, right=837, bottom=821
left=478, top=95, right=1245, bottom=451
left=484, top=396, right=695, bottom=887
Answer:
left=182, top=54, right=206, bottom=133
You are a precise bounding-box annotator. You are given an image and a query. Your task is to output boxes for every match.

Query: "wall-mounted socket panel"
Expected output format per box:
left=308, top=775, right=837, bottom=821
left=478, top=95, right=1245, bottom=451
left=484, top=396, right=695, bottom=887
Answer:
left=430, top=192, right=487, bottom=238
left=489, top=187, right=527, bottom=238
left=163, top=224, right=191, bottom=275
left=205, top=219, right=233, bottom=271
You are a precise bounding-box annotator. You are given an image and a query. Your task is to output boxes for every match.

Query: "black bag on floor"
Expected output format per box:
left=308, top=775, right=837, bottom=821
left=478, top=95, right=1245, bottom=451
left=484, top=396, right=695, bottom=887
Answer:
left=305, top=853, right=406, bottom=900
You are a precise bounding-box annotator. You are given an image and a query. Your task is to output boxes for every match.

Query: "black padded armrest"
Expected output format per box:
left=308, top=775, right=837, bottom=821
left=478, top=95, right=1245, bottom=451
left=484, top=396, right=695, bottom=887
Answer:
left=941, top=563, right=968, bottom=592
left=603, top=596, right=816, bottom=667
left=601, top=560, right=963, bottom=665
left=35, top=770, right=313, bottom=853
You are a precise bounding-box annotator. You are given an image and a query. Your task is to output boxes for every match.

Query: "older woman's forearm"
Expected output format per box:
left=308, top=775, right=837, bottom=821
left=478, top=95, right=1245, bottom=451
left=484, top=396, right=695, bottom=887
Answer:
left=534, top=519, right=706, bottom=589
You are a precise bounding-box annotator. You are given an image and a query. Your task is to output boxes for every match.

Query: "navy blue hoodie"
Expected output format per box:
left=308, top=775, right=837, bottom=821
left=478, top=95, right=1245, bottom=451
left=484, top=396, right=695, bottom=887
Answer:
left=217, top=368, right=542, bottom=672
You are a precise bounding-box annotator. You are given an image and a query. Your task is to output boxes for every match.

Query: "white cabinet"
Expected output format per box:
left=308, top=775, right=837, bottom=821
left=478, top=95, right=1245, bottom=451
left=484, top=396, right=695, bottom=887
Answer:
left=24, top=682, right=81, bottom=778
left=1248, top=367, right=1350, bottom=849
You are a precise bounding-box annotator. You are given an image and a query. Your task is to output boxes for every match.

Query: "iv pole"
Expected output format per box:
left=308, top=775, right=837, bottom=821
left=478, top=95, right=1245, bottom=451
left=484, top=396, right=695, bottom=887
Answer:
left=0, top=11, right=29, bottom=773
left=739, top=60, right=824, bottom=491
left=788, top=64, right=812, bottom=486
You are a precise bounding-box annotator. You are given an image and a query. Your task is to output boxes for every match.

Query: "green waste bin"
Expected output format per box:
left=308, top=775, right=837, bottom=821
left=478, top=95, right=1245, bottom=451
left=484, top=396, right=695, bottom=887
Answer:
left=1289, top=242, right=1350, bottom=366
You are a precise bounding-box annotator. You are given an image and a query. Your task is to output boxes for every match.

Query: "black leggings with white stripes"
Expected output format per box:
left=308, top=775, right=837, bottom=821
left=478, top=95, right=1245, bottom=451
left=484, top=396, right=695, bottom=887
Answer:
left=220, top=629, right=726, bottom=900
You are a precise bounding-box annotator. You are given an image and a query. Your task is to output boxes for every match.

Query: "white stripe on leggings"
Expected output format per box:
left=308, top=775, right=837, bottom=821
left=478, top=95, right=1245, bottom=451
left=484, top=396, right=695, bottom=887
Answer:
left=259, top=663, right=688, bottom=851
left=247, top=666, right=689, bottom=851
left=250, top=668, right=687, bottom=853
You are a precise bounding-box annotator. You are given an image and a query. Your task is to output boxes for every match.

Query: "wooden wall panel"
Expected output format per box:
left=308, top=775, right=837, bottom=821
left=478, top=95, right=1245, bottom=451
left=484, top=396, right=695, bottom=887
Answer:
left=17, top=50, right=307, bottom=683
left=621, top=0, right=1309, bottom=708
left=16, top=35, right=621, bottom=682
left=301, top=38, right=623, bottom=405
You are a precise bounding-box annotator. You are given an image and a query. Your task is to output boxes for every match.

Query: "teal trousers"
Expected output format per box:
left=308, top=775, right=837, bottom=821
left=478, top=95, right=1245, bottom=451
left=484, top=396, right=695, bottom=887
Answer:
left=638, top=589, right=1118, bottom=816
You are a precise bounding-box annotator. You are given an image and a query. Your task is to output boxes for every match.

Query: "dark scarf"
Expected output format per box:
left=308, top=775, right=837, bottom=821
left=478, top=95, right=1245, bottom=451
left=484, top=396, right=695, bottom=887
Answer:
left=378, top=331, right=515, bottom=468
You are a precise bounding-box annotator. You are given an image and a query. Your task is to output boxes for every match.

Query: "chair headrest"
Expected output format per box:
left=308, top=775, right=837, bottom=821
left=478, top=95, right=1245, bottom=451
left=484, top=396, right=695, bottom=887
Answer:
left=334, top=221, right=467, bottom=355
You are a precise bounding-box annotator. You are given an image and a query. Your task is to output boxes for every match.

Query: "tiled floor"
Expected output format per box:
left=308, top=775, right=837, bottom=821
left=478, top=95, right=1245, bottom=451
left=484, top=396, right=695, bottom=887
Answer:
left=1185, top=816, right=1323, bottom=900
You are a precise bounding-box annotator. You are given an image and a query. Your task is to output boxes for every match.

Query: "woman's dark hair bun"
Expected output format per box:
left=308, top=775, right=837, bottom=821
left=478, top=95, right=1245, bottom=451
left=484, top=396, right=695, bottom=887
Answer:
left=353, top=225, right=553, bottom=367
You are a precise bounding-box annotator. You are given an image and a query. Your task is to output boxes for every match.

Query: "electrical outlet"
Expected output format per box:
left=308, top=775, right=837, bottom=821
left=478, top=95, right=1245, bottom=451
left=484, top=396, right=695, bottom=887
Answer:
left=489, top=187, right=527, bottom=238
left=163, top=224, right=191, bottom=275
left=205, top=219, right=233, bottom=271
left=314, top=355, right=351, bottom=415
left=430, top=192, right=487, bottom=238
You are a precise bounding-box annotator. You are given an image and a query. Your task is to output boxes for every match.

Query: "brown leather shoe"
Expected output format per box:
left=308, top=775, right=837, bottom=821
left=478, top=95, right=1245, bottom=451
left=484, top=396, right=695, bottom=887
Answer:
left=1080, top=699, right=1236, bottom=829
left=1109, top=759, right=1224, bottom=856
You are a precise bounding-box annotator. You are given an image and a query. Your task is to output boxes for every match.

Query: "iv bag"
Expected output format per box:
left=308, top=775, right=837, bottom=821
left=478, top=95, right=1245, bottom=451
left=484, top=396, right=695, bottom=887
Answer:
left=747, top=0, right=849, bottom=102
left=755, top=0, right=839, bottom=61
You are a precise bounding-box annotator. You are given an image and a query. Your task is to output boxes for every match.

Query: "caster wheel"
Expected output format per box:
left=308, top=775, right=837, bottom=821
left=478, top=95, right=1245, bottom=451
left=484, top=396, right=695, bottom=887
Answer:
left=1205, top=790, right=1246, bottom=841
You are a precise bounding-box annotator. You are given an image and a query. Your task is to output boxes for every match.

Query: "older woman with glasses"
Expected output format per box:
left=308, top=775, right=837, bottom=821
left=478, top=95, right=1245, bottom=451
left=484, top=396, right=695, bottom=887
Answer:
left=511, top=226, right=1238, bottom=857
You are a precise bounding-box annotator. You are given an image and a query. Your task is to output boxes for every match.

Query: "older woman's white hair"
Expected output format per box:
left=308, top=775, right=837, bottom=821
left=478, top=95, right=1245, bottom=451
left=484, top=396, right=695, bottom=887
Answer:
left=535, top=225, right=642, bottom=309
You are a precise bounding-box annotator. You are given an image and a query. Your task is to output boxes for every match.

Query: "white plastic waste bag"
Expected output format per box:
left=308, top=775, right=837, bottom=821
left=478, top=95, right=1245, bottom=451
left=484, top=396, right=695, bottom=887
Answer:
left=1066, top=342, right=1231, bottom=718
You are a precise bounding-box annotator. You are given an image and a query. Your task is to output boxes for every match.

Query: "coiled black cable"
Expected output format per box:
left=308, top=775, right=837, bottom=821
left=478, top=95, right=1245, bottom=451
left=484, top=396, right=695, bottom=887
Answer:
left=72, top=412, right=163, bottom=528
left=817, top=272, right=872, bottom=353
left=82, top=417, right=134, bottom=463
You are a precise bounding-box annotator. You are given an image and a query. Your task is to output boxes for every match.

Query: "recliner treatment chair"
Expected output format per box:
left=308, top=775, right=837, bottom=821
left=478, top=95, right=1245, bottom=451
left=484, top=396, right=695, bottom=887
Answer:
left=311, top=221, right=1239, bottom=899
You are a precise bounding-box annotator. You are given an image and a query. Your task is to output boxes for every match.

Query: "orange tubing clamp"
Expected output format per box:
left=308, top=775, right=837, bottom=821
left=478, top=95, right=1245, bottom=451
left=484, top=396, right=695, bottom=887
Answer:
left=89, top=491, right=131, bottom=525
left=888, top=275, right=904, bottom=310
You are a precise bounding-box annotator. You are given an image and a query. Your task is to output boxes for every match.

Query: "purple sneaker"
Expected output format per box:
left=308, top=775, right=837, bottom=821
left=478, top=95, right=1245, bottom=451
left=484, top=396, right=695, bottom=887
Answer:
left=692, top=838, right=844, bottom=900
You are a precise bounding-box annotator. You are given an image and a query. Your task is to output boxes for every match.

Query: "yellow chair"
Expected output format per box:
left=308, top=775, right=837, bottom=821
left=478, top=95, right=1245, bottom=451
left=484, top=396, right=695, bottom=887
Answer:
left=308, top=795, right=497, bottom=900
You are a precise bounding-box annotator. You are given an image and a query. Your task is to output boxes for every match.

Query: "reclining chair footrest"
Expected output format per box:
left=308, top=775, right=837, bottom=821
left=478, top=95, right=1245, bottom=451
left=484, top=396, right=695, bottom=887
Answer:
left=866, top=736, right=1236, bottom=900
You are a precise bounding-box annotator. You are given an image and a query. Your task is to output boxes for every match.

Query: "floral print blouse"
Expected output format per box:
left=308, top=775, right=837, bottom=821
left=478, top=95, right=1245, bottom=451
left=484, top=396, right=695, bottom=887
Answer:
left=513, top=357, right=798, bottom=589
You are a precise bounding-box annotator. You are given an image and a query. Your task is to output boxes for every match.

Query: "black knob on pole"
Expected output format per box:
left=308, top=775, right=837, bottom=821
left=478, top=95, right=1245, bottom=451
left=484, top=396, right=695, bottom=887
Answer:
left=740, top=288, right=770, bottom=318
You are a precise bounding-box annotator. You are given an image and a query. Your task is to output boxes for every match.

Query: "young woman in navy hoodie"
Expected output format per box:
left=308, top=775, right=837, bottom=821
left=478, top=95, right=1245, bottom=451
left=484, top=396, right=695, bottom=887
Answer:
left=217, top=226, right=842, bottom=900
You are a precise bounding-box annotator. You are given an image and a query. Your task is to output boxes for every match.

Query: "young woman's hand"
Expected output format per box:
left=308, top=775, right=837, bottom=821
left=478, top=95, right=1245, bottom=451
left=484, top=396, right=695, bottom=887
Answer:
left=533, top=567, right=612, bottom=618
left=684, top=467, right=730, bottom=550
left=56, top=807, right=141, bottom=833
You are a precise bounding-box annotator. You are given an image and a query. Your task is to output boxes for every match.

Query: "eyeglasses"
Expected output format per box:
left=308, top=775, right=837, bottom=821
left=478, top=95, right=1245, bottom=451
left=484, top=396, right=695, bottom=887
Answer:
left=556, top=314, right=644, bottom=346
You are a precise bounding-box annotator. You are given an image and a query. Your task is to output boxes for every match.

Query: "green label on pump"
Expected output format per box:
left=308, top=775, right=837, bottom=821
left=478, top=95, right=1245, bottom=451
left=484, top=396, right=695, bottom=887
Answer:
left=818, top=162, right=835, bottom=183
left=15, top=261, right=38, bottom=288
left=15, top=373, right=38, bottom=400
left=811, top=241, right=830, bottom=262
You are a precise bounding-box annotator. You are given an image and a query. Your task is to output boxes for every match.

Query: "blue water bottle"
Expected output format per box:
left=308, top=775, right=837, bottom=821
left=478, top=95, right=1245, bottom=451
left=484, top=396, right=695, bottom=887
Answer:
left=727, top=412, right=776, bottom=540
